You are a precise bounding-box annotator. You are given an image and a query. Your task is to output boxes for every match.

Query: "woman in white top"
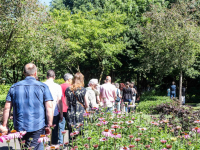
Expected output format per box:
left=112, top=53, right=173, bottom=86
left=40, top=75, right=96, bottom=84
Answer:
left=85, top=79, right=100, bottom=111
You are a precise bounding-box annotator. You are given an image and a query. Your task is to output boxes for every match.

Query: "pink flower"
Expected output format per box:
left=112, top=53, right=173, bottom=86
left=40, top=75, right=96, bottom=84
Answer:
left=119, top=146, right=130, bottom=150
left=194, top=120, right=200, bottom=123
left=73, top=131, right=79, bottom=135
left=125, top=121, right=134, bottom=124
left=113, top=111, right=121, bottom=114
left=102, top=129, right=112, bottom=137
left=38, top=137, right=49, bottom=143
left=160, top=140, right=167, bottom=144
left=111, top=125, right=120, bottom=129
left=7, top=132, right=21, bottom=139
left=111, top=133, right=121, bottom=139
left=98, top=117, right=105, bottom=121
left=139, top=127, right=147, bottom=131
left=84, top=144, right=89, bottom=149
left=100, top=120, right=108, bottom=125
left=0, top=136, right=6, bottom=143
left=100, top=137, right=107, bottom=141
left=192, top=127, right=199, bottom=132
left=19, top=131, right=27, bottom=136
left=129, top=145, right=135, bottom=148
left=61, top=131, right=67, bottom=135
left=92, top=107, right=98, bottom=110
left=46, top=145, right=60, bottom=149
left=161, top=149, right=168, bottom=150
left=70, top=133, right=75, bottom=137
left=96, top=123, right=101, bottom=127
left=184, top=134, right=190, bottom=139
left=83, top=113, right=90, bottom=117
left=135, top=138, right=141, bottom=142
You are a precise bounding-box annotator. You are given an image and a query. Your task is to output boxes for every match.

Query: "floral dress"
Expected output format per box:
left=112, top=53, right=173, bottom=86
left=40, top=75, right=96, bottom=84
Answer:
left=65, top=87, right=86, bottom=136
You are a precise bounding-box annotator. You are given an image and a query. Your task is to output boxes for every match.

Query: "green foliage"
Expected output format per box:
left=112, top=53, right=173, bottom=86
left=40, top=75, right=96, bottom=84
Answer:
left=0, top=94, right=6, bottom=108
left=0, top=85, right=11, bottom=95
left=137, top=96, right=172, bottom=113
left=50, top=10, right=127, bottom=81
left=138, top=3, right=200, bottom=76
left=54, top=78, right=65, bottom=84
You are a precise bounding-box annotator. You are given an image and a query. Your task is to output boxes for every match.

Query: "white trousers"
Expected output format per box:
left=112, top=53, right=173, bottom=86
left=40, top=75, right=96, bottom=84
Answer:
left=182, top=96, right=185, bottom=104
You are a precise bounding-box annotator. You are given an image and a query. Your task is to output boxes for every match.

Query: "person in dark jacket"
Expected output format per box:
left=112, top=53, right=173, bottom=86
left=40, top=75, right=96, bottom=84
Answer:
left=170, top=81, right=176, bottom=99
left=122, top=82, right=133, bottom=112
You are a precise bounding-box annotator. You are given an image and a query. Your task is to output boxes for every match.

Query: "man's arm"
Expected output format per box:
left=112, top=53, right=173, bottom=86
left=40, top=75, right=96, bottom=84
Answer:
left=57, top=96, right=63, bottom=122
left=1, top=101, right=12, bottom=135
left=45, top=101, right=53, bottom=126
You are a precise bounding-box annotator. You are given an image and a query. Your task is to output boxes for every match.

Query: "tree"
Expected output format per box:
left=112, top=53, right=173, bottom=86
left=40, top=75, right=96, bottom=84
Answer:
left=0, top=0, right=65, bottom=83
left=50, top=10, right=127, bottom=82
left=138, top=3, right=200, bottom=102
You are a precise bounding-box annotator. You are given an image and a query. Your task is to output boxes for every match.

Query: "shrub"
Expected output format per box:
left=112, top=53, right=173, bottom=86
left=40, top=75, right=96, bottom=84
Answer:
left=54, top=78, right=65, bottom=84
left=0, top=85, right=11, bottom=95
left=137, top=96, right=172, bottom=114
left=42, top=78, right=65, bottom=85
left=154, top=102, right=200, bottom=132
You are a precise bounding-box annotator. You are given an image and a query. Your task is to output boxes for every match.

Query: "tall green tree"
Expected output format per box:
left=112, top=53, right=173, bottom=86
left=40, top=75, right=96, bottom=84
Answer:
left=138, top=3, right=200, bottom=102
left=50, top=10, right=127, bottom=82
left=0, top=0, right=64, bottom=83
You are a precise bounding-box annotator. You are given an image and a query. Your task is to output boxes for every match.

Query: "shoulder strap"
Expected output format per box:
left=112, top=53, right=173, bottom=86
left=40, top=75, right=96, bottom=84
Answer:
left=72, top=90, right=85, bottom=109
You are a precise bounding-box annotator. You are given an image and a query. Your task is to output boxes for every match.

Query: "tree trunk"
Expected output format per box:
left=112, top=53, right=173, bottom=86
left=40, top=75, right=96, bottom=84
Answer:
left=179, top=70, right=182, bottom=104
left=0, top=63, right=2, bottom=81
left=99, top=65, right=104, bottom=84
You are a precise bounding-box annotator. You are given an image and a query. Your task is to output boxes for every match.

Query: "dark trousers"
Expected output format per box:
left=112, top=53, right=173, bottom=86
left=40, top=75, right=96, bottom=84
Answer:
left=51, top=114, right=60, bottom=144
left=20, top=127, right=45, bottom=150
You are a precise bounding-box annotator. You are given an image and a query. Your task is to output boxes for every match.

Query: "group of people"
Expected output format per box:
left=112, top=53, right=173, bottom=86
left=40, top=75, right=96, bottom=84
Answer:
left=0, top=63, right=137, bottom=150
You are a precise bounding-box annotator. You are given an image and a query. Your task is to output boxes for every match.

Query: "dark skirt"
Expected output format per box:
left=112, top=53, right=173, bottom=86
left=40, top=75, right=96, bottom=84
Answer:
left=67, top=102, right=85, bottom=138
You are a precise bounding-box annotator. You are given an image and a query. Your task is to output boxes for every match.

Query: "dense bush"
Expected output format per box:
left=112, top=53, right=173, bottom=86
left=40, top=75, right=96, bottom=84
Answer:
left=41, top=78, right=65, bottom=85
left=137, top=96, right=172, bottom=114
left=0, top=85, right=11, bottom=95
left=154, top=102, right=200, bottom=132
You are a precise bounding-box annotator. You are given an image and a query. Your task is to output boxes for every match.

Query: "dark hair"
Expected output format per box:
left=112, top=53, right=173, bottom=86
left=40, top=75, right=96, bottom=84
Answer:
left=24, top=63, right=37, bottom=76
left=47, top=70, right=55, bottom=78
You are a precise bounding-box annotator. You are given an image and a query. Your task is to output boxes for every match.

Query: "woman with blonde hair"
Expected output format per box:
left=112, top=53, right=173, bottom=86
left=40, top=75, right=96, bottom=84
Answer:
left=65, top=72, right=88, bottom=141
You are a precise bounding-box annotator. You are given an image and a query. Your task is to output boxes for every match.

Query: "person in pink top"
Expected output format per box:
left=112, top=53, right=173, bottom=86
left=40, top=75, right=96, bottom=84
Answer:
left=100, top=76, right=116, bottom=112
left=58, top=73, right=73, bottom=144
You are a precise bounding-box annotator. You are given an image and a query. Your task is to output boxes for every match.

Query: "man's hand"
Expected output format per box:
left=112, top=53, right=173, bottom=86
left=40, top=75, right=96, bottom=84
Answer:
left=45, top=126, right=51, bottom=135
left=59, top=113, right=63, bottom=122
left=0, top=125, right=9, bottom=135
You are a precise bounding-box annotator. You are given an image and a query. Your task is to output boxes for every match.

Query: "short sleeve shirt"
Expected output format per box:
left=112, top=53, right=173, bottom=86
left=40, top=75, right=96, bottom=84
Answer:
left=44, top=80, right=62, bottom=116
left=6, top=76, right=53, bottom=132
left=100, top=83, right=116, bottom=107
left=60, top=83, right=71, bottom=112
left=86, top=87, right=99, bottom=108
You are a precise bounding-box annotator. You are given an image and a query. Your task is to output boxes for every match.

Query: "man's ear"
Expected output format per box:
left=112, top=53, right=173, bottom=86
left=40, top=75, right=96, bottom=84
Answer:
left=34, top=71, right=37, bottom=77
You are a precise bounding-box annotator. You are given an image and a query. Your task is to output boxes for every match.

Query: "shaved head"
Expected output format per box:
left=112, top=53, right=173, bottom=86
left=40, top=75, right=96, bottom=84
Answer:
left=24, top=63, right=37, bottom=76
left=106, top=76, right=111, bottom=83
